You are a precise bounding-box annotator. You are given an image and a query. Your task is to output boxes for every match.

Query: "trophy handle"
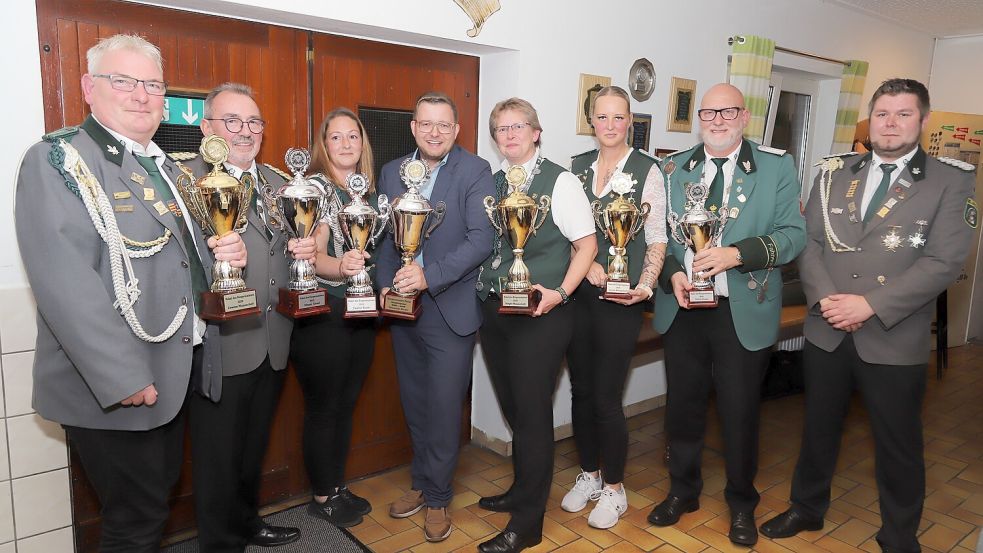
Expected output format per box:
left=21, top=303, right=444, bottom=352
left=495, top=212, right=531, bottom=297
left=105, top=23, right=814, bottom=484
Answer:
left=483, top=196, right=503, bottom=236
left=174, top=165, right=217, bottom=235
left=425, top=201, right=446, bottom=239
left=629, top=202, right=651, bottom=239
left=261, top=181, right=284, bottom=231
left=590, top=200, right=604, bottom=232
left=532, top=195, right=552, bottom=234
left=371, top=194, right=391, bottom=247
left=235, top=173, right=255, bottom=233
left=668, top=211, right=687, bottom=245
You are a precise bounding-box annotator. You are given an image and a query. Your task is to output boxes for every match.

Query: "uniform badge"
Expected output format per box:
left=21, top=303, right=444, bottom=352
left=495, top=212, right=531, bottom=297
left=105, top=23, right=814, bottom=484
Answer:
left=966, top=198, right=979, bottom=229
left=143, top=187, right=155, bottom=201
left=846, top=180, right=859, bottom=198
left=688, top=159, right=698, bottom=171
left=877, top=206, right=891, bottom=218
left=729, top=207, right=740, bottom=219
left=885, top=198, right=898, bottom=209
left=664, top=160, right=676, bottom=176
left=114, top=204, right=134, bottom=213
left=113, top=191, right=131, bottom=200
left=737, top=194, right=747, bottom=203
left=907, top=220, right=927, bottom=248
left=130, top=172, right=146, bottom=185
left=882, top=226, right=904, bottom=251
left=898, top=178, right=912, bottom=188
left=153, top=201, right=168, bottom=216
left=106, top=144, right=119, bottom=156
left=742, top=160, right=752, bottom=173
left=736, top=179, right=743, bottom=185
left=877, top=275, right=887, bottom=286
left=830, top=207, right=843, bottom=214
left=911, top=167, right=921, bottom=175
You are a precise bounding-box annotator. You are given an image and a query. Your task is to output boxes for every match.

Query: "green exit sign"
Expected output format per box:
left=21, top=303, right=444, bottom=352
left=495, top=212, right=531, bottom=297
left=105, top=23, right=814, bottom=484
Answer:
left=163, top=96, right=205, bottom=126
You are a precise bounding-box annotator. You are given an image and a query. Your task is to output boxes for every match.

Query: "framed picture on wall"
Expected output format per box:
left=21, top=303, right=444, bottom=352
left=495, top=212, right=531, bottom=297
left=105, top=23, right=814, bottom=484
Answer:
left=667, top=76, right=697, bottom=133
left=655, top=147, right=676, bottom=159
left=577, top=73, right=612, bottom=136
left=630, top=113, right=652, bottom=151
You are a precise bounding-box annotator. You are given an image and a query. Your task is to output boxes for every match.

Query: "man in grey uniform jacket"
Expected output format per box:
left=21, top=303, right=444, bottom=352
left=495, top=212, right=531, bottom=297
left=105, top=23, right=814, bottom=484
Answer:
left=14, top=35, right=245, bottom=552
left=762, top=79, right=978, bottom=553
left=180, top=83, right=316, bottom=552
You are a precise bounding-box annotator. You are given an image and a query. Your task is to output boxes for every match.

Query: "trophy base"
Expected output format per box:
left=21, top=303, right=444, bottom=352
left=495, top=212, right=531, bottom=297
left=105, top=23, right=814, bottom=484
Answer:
left=497, top=289, right=542, bottom=316
left=687, top=288, right=718, bottom=308
left=277, top=288, right=331, bottom=319
left=381, top=291, right=422, bottom=320
left=344, top=293, right=379, bottom=319
left=200, top=289, right=261, bottom=321
left=603, top=279, right=633, bottom=300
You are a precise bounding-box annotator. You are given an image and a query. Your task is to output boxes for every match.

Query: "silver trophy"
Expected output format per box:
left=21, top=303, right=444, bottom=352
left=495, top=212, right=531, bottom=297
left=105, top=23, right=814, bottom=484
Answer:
left=332, top=173, right=390, bottom=317
left=274, top=148, right=331, bottom=317
left=669, top=181, right=725, bottom=307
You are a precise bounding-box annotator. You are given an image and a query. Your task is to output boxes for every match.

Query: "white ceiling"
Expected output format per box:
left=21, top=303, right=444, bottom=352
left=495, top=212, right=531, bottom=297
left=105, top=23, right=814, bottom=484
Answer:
left=828, top=0, right=983, bottom=37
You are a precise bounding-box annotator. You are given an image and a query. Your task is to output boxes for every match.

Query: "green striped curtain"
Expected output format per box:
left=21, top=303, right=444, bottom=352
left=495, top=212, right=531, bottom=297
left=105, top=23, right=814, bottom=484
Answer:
left=830, top=60, right=870, bottom=154
left=729, top=35, right=775, bottom=142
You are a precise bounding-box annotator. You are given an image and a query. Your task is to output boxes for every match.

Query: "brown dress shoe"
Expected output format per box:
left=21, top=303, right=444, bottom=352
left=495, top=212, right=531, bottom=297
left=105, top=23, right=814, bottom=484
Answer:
left=389, top=489, right=424, bottom=518
left=424, top=507, right=452, bottom=542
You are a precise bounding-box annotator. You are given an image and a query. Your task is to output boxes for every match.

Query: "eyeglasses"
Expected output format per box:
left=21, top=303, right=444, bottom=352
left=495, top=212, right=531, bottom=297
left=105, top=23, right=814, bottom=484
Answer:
left=204, top=117, right=266, bottom=134
left=697, top=107, right=742, bottom=121
left=92, top=74, right=167, bottom=96
left=493, top=122, right=532, bottom=135
left=415, top=120, right=455, bottom=134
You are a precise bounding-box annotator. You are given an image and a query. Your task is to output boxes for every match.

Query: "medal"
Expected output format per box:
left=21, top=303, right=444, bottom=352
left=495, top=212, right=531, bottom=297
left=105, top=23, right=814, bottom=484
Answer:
left=491, top=254, right=502, bottom=270
left=882, top=226, right=904, bottom=251
left=908, top=219, right=927, bottom=248
left=747, top=279, right=757, bottom=290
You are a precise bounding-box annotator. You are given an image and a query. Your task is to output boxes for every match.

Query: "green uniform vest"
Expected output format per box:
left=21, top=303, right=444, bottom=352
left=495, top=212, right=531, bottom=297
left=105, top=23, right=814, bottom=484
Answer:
left=571, top=149, right=656, bottom=286
left=478, top=159, right=570, bottom=300
left=312, top=175, right=379, bottom=299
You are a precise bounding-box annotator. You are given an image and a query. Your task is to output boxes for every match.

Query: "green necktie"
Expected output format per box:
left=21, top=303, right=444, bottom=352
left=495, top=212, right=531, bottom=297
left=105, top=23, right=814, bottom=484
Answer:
left=707, top=157, right=727, bottom=212
left=135, top=154, right=208, bottom=313
left=864, top=163, right=897, bottom=224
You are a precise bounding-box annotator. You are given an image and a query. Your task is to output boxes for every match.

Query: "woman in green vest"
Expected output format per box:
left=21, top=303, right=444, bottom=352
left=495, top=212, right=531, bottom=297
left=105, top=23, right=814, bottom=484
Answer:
left=475, top=98, right=597, bottom=553
left=291, top=108, right=377, bottom=528
left=562, top=86, right=668, bottom=530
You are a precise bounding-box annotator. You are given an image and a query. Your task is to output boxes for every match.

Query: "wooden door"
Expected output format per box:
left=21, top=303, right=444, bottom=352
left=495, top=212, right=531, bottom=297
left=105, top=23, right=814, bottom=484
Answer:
left=310, top=33, right=481, bottom=481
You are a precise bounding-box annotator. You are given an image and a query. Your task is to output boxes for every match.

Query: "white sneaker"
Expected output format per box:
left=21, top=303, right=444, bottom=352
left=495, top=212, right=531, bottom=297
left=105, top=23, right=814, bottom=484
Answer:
left=561, top=471, right=602, bottom=512
left=587, top=487, right=628, bottom=529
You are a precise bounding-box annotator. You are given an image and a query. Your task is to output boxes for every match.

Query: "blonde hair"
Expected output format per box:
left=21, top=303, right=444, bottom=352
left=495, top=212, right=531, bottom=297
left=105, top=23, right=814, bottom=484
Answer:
left=592, top=85, right=631, bottom=114
left=488, top=97, right=543, bottom=146
left=310, top=108, right=376, bottom=193
left=87, top=34, right=163, bottom=74
left=414, top=91, right=458, bottom=122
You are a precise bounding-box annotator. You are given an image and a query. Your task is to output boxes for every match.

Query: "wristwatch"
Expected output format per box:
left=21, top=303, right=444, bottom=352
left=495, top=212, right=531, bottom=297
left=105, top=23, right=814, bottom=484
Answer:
left=554, top=286, right=570, bottom=305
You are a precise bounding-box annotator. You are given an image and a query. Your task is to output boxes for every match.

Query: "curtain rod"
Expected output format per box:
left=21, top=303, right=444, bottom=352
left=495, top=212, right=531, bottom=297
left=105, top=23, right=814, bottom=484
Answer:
left=728, top=36, right=851, bottom=67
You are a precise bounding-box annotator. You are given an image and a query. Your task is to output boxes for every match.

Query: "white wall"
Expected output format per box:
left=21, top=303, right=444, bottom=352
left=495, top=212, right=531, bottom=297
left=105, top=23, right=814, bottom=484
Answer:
left=930, top=35, right=983, bottom=114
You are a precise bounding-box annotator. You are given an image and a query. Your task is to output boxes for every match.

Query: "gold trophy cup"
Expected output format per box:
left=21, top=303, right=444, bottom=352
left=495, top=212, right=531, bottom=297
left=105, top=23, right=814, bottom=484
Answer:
left=334, top=173, right=390, bottom=318
left=175, top=135, right=260, bottom=320
left=669, top=181, right=725, bottom=308
left=381, top=158, right=445, bottom=320
left=591, top=171, right=650, bottom=299
left=274, top=148, right=331, bottom=318
left=484, top=165, right=551, bottom=315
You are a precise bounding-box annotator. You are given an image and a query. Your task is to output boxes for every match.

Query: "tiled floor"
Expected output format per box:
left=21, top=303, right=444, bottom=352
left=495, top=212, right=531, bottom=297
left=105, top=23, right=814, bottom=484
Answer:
left=347, top=344, right=983, bottom=552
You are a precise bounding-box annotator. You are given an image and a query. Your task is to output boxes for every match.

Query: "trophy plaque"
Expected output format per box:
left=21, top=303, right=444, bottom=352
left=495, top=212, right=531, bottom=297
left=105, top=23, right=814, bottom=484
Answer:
left=381, top=159, right=445, bottom=320
left=669, top=181, right=725, bottom=308
left=175, top=135, right=260, bottom=320
left=335, top=173, right=390, bottom=318
left=484, top=165, right=551, bottom=315
left=274, top=148, right=331, bottom=318
left=591, top=171, right=650, bottom=299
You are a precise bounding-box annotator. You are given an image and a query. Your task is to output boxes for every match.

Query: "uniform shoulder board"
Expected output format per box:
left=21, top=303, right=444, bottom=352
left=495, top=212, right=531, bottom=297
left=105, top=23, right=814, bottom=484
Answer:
left=571, top=149, right=598, bottom=160
left=663, top=148, right=686, bottom=160
left=42, top=126, right=80, bottom=143
left=263, top=163, right=292, bottom=180
left=757, top=144, right=787, bottom=156
left=813, top=152, right=858, bottom=167
left=168, top=151, right=198, bottom=161
left=938, top=157, right=976, bottom=172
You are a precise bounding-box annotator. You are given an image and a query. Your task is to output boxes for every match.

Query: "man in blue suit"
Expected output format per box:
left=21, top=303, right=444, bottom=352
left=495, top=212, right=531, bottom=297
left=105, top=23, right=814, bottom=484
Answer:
left=377, top=91, right=496, bottom=543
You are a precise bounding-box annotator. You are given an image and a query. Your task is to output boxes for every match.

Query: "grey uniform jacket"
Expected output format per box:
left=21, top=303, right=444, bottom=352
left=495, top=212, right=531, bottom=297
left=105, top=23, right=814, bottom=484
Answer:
left=14, top=116, right=221, bottom=431
left=179, top=157, right=292, bottom=401
left=798, top=148, right=977, bottom=365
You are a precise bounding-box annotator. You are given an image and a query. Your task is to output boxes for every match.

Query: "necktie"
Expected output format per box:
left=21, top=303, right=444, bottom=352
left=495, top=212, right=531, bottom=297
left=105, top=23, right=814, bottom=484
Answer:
left=135, top=155, right=208, bottom=312
left=864, top=163, right=897, bottom=224
left=707, top=157, right=727, bottom=212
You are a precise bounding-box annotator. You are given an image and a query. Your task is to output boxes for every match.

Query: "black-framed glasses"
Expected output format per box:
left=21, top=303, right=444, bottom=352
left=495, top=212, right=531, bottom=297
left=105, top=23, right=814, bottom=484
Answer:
left=414, top=120, right=455, bottom=134
left=92, top=74, right=167, bottom=96
left=204, top=117, right=266, bottom=134
left=697, top=106, right=742, bottom=121
left=493, top=122, right=532, bottom=135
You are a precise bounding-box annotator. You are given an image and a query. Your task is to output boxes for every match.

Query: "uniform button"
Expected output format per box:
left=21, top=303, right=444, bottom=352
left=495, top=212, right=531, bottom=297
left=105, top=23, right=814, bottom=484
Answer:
left=852, top=273, right=860, bottom=279
left=181, top=260, right=189, bottom=268
left=270, top=279, right=276, bottom=286
left=856, top=247, right=863, bottom=252
left=182, top=336, right=191, bottom=343
left=181, top=296, right=188, bottom=305
left=270, top=249, right=275, bottom=256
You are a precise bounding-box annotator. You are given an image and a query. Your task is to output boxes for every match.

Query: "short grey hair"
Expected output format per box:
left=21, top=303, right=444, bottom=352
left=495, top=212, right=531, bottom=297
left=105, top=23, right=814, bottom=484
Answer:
left=203, top=83, right=255, bottom=118
left=87, top=34, right=163, bottom=75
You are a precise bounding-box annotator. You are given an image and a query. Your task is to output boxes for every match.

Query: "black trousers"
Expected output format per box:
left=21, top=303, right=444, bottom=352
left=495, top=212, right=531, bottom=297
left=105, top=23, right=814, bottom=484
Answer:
left=791, top=337, right=926, bottom=553
left=64, top=346, right=200, bottom=553
left=480, top=296, right=573, bottom=537
left=663, top=298, right=770, bottom=512
left=566, top=280, right=645, bottom=484
left=189, top=357, right=286, bottom=553
left=291, top=294, right=376, bottom=496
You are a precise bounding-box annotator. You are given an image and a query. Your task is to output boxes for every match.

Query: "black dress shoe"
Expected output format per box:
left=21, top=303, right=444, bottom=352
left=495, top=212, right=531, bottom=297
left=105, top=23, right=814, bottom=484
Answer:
left=647, top=495, right=699, bottom=526
left=729, top=511, right=758, bottom=546
left=477, top=530, right=542, bottom=553
left=760, top=509, right=823, bottom=538
left=248, top=525, right=301, bottom=547
left=338, top=486, right=372, bottom=516
left=478, top=492, right=515, bottom=512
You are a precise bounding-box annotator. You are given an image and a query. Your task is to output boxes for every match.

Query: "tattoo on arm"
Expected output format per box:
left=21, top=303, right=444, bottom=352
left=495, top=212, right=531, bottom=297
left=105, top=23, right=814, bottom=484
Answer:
left=639, top=243, right=666, bottom=289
